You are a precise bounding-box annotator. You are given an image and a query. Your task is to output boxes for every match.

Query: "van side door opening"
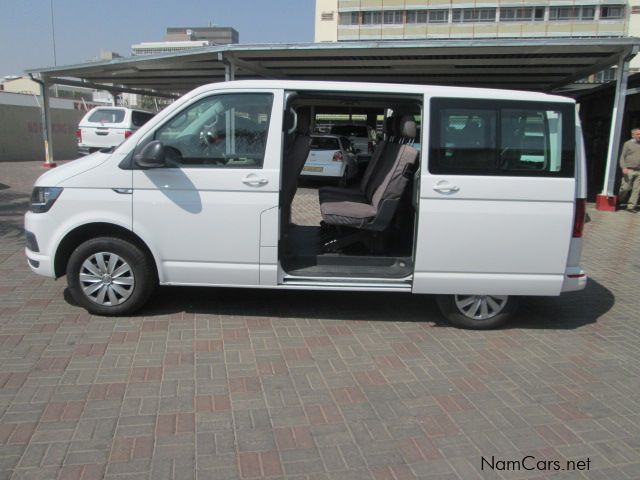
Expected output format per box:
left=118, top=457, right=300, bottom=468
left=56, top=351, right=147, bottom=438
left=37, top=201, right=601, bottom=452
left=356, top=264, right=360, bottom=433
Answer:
left=278, top=91, right=423, bottom=281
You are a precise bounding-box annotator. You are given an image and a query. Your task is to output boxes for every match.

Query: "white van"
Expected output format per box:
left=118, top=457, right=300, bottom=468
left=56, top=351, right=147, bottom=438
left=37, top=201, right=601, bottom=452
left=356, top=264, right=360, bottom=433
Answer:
left=25, top=80, right=587, bottom=329
left=76, top=107, right=155, bottom=155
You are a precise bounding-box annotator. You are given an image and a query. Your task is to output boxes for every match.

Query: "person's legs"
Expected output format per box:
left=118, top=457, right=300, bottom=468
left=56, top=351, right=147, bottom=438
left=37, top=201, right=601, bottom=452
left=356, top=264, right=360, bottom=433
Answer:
left=618, top=172, right=632, bottom=206
left=627, top=171, right=640, bottom=210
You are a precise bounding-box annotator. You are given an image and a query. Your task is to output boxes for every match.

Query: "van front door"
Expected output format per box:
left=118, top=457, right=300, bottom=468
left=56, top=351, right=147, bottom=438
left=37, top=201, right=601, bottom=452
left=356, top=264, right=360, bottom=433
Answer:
left=132, top=90, right=283, bottom=286
left=414, top=98, right=576, bottom=296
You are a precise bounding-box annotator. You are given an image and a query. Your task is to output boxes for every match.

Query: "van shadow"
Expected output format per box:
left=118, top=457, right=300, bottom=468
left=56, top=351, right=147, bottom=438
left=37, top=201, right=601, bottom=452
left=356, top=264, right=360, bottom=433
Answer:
left=83, top=277, right=614, bottom=330
left=507, top=278, right=614, bottom=330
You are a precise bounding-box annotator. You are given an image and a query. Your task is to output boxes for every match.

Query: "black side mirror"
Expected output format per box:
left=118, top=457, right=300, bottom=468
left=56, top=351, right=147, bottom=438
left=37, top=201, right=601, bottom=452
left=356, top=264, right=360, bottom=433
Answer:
left=134, top=140, right=166, bottom=169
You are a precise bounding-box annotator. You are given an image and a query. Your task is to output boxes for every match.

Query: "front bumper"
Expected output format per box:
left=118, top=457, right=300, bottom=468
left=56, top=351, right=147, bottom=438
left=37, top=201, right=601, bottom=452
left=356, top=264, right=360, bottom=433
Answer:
left=25, top=247, right=55, bottom=278
left=24, top=212, right=56, bottom=278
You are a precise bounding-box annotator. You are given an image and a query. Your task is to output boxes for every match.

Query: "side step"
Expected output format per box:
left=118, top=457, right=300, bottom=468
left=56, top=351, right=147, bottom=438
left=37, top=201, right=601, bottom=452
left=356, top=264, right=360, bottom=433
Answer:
left=281, top=275, right=413, bottom=292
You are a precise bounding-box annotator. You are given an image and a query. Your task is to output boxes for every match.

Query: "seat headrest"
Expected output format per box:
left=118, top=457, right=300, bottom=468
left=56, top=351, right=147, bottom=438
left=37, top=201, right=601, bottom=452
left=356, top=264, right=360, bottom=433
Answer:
left=399, top=114, right=417, bottom=139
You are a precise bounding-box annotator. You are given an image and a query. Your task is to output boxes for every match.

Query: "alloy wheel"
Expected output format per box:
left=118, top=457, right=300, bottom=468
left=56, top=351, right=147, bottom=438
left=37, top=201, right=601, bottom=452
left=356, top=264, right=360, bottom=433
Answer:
left=79, top=252, right=135, bottom=306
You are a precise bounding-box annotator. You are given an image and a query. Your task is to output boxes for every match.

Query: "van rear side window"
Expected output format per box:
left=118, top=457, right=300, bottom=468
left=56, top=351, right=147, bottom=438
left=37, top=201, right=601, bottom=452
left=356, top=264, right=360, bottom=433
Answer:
left=88, top=109, right=125, bottom=124
left=429, top=98, right=575, bottom=177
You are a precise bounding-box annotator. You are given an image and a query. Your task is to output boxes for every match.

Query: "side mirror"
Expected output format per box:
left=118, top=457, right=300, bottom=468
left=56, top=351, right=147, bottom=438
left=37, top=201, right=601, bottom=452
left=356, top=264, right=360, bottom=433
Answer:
left=134, top=140, right=166, bottom=169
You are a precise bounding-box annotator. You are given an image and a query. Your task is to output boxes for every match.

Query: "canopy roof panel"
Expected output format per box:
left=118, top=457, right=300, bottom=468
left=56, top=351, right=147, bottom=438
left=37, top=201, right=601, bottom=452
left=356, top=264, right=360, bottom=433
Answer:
left=26, top=38, right=640, bottom=96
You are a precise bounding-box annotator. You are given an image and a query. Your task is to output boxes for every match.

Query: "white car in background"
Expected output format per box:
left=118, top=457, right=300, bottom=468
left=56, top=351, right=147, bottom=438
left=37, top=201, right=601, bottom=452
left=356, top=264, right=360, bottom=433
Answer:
left=77, top=107, right=155, bottom=155
left=301, top=135, right=358, bottom=186
left=329, top=123, right=377, bottom=163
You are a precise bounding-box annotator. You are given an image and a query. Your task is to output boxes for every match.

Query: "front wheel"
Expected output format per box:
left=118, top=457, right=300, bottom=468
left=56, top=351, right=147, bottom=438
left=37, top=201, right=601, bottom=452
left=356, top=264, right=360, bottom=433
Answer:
left=436, top=294, right=518, bottom=329
left=66, top=237, right=156, bottom=316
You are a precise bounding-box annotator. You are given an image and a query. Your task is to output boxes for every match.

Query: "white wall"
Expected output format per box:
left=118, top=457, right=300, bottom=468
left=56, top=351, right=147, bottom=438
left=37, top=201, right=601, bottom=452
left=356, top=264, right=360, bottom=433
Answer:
left=315, top=0, right=339, bottom=42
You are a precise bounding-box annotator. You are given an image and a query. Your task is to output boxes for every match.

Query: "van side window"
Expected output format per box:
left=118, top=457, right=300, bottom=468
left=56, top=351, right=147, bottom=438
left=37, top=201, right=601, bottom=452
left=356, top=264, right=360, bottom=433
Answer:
left=429, top=98, right=574, bottom=177
left=154, top=93, right=273, bottom=168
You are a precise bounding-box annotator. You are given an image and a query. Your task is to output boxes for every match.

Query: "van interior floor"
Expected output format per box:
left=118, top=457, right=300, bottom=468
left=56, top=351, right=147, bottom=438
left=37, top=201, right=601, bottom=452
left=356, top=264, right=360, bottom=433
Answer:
left=281, top=225, right=413, bottom=278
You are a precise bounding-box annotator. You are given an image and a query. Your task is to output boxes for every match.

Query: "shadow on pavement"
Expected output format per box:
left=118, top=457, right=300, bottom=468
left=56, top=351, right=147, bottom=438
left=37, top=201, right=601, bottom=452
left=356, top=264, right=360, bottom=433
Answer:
left=63, top=277, right=614, bottom=330
left=509, top=278, right=613, bottom=329
left=0, top=189, right=29, bottom=239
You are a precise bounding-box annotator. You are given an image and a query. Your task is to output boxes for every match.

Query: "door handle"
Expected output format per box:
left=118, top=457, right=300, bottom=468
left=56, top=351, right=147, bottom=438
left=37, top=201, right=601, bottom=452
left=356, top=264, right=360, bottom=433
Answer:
left=242, top=174, right=268, bottom=187
left=433, top=183, right=459, bottom=193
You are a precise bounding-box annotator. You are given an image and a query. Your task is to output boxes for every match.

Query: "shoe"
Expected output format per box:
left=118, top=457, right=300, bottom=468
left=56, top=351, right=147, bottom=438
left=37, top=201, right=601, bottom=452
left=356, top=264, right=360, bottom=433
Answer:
left=624, top=208, right=638, bottom=214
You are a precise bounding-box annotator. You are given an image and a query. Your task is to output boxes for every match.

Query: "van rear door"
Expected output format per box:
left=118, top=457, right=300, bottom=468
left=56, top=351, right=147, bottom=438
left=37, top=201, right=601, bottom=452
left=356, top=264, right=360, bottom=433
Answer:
left=413, top=97, right=576, bottom=296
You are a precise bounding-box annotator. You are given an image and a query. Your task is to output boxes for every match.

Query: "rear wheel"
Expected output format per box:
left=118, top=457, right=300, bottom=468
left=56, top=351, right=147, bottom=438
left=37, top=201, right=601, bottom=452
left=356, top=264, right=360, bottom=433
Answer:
left=436, top=294, right=518, bottom=329
left=66, top=237, right=156, bottom=316
left=338, top=168, right=348, bottom=187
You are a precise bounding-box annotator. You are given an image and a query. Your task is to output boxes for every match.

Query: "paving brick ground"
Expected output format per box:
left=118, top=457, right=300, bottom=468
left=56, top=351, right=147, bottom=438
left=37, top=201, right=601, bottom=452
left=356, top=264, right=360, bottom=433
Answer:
left=0, top=160, right=639, bottom=479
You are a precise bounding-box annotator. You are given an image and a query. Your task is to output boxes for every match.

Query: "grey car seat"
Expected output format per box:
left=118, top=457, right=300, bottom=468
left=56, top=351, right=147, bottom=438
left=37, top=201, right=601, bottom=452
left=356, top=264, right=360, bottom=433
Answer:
left=319, top=115, right=419, bottom=251
left=280, top=107, right=312, bottom=225
left=318, top=116, right=395, bottom=205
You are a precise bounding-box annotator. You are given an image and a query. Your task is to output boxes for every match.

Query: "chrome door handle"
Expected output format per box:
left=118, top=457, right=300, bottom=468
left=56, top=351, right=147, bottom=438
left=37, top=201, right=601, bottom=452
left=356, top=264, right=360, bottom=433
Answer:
left=433, top=183, right=459, bottom=193
left=242, top=174, right=268, bottom=187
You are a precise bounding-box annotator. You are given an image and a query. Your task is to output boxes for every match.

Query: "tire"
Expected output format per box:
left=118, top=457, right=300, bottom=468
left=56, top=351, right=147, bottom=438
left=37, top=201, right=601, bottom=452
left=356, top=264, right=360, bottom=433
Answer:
left=338, top=168, right=348, bottom=187
left=436, top=294, right=518, bottom=330
left=66, top=237, right=156, bottom=316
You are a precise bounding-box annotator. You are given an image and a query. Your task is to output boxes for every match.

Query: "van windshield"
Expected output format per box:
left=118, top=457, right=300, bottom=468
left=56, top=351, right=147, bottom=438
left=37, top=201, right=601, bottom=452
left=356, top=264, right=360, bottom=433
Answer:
left=88, top=109, right=125, bottom=124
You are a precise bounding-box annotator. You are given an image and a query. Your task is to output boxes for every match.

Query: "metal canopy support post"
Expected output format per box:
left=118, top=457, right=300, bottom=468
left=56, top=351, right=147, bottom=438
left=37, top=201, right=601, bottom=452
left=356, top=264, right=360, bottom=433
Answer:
left=596, top=47, right=637, bottom=211
left=31, top=75, right=56, bottom=169
left=218, top=53, right=236, bottom=82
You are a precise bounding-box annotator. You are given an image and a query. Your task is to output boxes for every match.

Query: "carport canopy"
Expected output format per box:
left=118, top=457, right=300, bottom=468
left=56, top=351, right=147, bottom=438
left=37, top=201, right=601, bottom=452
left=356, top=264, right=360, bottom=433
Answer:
left=25, top=37, right=640, bottom=206
left=26, top=38, right=640, bottom=95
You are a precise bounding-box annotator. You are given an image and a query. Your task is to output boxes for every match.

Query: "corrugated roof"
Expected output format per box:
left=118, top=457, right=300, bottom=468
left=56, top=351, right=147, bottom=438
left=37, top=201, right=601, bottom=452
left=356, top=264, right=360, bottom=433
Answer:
left=26, top=38, right=640, bottom=96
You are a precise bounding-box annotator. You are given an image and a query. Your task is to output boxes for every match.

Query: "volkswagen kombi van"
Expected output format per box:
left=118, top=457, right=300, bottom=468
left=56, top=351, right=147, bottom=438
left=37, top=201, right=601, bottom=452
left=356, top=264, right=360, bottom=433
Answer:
left=25, top=80, right=587, bottom=329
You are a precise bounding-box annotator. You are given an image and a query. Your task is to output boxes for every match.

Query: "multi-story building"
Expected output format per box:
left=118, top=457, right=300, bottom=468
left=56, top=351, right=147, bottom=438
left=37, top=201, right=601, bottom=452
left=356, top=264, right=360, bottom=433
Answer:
left=132, top=26, right=239, bottom=56
left=316, top=0, right=639, bottom=42
left=164, top=26, right=239, bottom=44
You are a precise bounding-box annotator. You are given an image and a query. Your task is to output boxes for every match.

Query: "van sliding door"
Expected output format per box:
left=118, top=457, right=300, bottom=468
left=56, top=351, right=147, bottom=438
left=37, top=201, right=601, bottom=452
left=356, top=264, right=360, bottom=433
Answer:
left=413, top=98, right=576, bottom=296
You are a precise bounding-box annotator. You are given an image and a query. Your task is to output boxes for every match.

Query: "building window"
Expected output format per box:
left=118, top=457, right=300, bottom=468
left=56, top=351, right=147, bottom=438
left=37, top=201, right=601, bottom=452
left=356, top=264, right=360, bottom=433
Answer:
left=406, top=10, right=427, bottom=23
left=428, top=10, right=448, bottom=24
left=362, top=11, right=383, bottom=25
left=321, top=12, right=334, bottom=21
left=581, top=7, right=595, bottom=19
left=452, top=8, right=496, bottom=23
left=383, top=10, right=404, bottom=24
left=549, top=6, right=596, bottom=20
left=601, top=5, right=625, bottom=19
left=339, top=12, right=360, bottom=25
left=500, top=7, right=545, bottom=22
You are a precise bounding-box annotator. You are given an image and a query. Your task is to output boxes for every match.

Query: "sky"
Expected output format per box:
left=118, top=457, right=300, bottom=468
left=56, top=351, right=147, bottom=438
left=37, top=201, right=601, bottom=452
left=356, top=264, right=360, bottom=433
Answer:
left=0, top=0, right=316, bottom=78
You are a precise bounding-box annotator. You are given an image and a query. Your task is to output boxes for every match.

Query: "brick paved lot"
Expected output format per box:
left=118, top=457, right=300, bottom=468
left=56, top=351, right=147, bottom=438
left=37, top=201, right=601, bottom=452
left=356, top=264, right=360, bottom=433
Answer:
left=0, top=161, right=639, bottom=479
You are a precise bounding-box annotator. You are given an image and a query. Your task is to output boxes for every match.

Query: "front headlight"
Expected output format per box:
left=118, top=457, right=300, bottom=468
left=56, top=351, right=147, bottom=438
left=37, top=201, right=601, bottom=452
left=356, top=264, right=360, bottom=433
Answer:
left=30, top=187, right=63, bottom=213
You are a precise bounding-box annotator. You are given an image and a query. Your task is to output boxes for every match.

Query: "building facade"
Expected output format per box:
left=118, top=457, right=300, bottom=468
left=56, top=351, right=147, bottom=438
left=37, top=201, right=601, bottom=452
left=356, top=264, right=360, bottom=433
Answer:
left=132, top=26, right=239, bottom=56
left=165, top=26, right=239, bottom=44
left=316, top=0, right=639, bottom=42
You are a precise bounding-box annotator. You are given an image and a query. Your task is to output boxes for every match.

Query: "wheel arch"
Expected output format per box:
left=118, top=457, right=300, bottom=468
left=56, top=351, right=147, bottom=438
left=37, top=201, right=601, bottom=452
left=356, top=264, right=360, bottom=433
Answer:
left=54, top=222, right=159, bottom=281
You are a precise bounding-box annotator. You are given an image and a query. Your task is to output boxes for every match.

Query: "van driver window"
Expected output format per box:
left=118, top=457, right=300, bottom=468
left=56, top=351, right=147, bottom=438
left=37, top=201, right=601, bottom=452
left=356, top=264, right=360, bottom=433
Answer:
left=154, top=93, right=273, bottom=168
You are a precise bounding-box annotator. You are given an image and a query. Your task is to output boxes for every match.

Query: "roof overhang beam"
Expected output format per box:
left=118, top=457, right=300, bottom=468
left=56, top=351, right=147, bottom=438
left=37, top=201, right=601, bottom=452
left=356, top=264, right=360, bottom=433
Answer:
left=40, top=75, right=179, bottom=98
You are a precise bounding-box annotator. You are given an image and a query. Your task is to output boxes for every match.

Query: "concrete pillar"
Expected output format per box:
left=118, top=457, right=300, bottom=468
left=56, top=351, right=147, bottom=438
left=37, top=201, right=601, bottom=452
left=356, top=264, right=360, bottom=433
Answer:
left=39, top=77, right=56, bottom=169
